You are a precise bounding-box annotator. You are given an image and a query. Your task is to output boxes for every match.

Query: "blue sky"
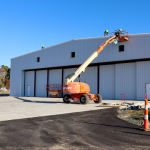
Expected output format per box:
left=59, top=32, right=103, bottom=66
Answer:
left=1, top=0, right=150, bottom=67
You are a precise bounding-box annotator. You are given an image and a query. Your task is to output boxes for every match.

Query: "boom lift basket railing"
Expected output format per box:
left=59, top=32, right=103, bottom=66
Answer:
left=110, top=30, right=128, bottom=42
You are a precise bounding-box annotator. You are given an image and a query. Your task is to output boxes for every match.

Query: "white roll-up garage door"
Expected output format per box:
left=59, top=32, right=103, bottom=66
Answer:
left=36, top=70, right=47, bottom=97
left=115, top=63, right=136, bottom=100
left=63, top=68, right=78, bottom=83
left=100, top=65, right=115, bottom=99
left=25, top=71, right=34, bottom=97
left=63, top=66, right=97, bottom=94
left=80, top=66, right=97, bottom=94
left=49, top=69, right=62, bottom=96
left=49, top=69, right=62, bottom=84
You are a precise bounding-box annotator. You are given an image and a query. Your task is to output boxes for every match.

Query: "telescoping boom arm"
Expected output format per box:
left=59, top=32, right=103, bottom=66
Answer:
left=65, top=36, right=116, bottom=86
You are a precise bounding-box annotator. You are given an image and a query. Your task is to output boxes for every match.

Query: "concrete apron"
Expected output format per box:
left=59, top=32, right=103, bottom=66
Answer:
left=0, top=96, right=145, bottom=122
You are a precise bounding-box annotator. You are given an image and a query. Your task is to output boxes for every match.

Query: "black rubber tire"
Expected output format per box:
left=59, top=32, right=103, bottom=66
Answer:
left=94, top=94, right=102, bottom=103
left=63, top=94, right=71, bottom=103
left=80, top=94, right=89, bottom=104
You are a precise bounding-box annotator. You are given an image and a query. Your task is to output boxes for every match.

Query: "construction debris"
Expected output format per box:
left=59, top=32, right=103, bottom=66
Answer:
left=123, top=102, right=150, bottom=110
left=99, top=105, right=121, bottom=107
left=99, top=101, right=150, bottom=110
left=99, top=102, right=126, bottom=107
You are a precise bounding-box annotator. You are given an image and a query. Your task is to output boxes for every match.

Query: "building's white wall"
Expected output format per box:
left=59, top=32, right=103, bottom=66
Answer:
left=10, top=59, right=24, bottom=96
left=136, top=61, right=150, bottom=100
left=100, top=65, right=115, bottom=99
left=10, top=34, right=150, bottom=99
left=36, top=70, right=47, bottom=97
left=25, top=71, right=34, bottom=97
left=21, top=71, right=25, bottom=96
left=115, top=63, right=136, bottom=100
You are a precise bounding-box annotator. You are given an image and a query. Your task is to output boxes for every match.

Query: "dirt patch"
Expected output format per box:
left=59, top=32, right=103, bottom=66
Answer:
left=118, top=109, right=150, bottom=126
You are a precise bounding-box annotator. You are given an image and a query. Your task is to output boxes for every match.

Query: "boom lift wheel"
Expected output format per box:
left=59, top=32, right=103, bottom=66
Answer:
left=80, top=94, right=89, bottom=104
left=63, top=94, right=71, bottom=103
left=94, top=94, right=102, bottom=103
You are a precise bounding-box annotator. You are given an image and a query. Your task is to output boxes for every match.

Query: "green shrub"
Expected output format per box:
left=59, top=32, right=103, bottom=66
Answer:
left=0, top=84, right=2, bottom=89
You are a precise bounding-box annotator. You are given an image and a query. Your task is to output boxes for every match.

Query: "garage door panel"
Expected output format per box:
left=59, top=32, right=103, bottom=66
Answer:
left=36, top=70, right=47, bottom=97
left=100, top=65, right=115, bottom=99
left=63, top=68, right=78, bottom=83
left=63, top=68, right=78, bottom=96
left=136, top=61, right=150, bottom=100
left=80, top=66, right=97, bottom=94
left=63, top=67, right=97, bottom=95
left=115, top=63, right=136, bottom=100
left=25, top=71, right=34, bottom=97
left=49, top=69, right=62, bottom=96
left=49, top=69, right=62, bottom=84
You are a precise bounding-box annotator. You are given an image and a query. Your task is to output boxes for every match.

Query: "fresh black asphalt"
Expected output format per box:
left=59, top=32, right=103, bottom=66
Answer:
left=0, top=108, right=150, bottom=150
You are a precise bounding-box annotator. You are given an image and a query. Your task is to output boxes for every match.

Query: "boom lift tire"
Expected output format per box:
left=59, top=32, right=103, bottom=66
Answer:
left=63, top=94, right=71, bottom=103
left=94, top=94, right=102, bottom=103
left=80, top=94, right=89, bottom=104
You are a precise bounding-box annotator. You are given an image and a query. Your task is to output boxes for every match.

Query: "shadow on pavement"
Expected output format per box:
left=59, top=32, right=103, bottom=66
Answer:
left=82, top=122, right=141, bottom=131
left=15, top=97, right=64, bottom=104
left=0, top=94, right=9, bottom=96
left=121, top=131, right=150, bottom=136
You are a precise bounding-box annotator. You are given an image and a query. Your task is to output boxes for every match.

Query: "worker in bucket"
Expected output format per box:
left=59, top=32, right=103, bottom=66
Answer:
left=119, top=29, right=122, bottom=38
left=42, top=45, right=45, bottom=49
left=104, top=30, right=109, bottom=36
left=113, top=29, right=122, bottom=44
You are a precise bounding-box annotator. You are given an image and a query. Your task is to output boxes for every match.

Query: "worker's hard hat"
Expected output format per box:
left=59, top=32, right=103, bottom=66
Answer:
left=119, top=29, right=122, bottom=31
left=106, top=30, right=108, bottom=32
left=42, top=45, right=44, bottom=47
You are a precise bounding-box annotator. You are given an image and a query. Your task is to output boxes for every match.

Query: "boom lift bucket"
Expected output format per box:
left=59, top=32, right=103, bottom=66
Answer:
left=110, top=29, right=128, bottom=42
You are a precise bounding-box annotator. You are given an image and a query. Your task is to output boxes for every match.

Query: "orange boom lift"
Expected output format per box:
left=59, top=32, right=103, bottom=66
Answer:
left=63, top=30, right=128, bottom=104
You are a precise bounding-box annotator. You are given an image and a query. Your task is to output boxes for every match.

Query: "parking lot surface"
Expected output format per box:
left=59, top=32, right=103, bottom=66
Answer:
left=0, top=96, right=143, bottom=121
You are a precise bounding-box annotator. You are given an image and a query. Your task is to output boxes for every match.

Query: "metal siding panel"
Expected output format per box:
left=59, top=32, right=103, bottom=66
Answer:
left=136, top=61, right=150, bottom=100
left=11, top=35, right=150, bottom=72
left=10, top=59, right=23, bottom=96
left=25, top=71, right=34, bottom=97
left=115, top=63, right=136, bottom=100
left=10, top=60, right=15, bottom=96
left=21, top=71, right=25, bottom=96
left=36, top=70, right=47, bottom=97
left=11, top=35, right=150, bottom=71
left=100, top=65, right=115, bottom=99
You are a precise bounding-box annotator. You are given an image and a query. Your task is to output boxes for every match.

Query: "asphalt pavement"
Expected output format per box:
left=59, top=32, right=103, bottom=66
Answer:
left=0, top=108, right=150, bottom=150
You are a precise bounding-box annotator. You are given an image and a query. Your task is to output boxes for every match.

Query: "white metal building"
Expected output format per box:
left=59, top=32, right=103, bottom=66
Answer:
left=10, top=33, right=150, bottom=100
